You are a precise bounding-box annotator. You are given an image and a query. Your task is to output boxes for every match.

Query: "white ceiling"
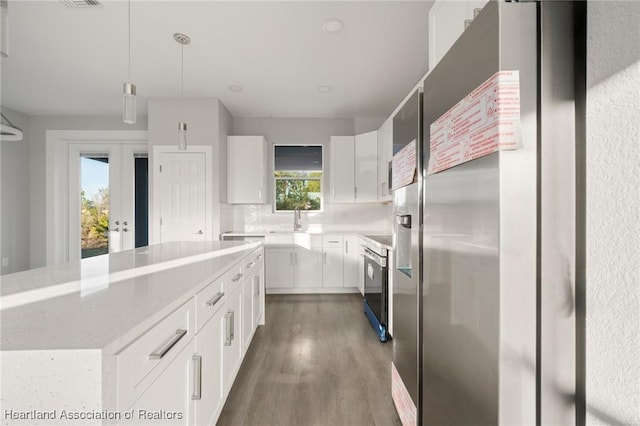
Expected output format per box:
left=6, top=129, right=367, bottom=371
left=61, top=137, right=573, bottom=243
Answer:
left=1, top=0, right=432, bottom=119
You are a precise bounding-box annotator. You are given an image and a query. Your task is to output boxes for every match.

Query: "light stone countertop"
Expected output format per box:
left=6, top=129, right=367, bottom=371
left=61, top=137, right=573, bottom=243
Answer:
left=0, top=241, right=261, bottom=354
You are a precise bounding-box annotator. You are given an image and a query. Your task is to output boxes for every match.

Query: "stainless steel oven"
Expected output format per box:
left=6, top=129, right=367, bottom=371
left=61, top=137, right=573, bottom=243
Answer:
left=363, top=245, right=389, bottom=342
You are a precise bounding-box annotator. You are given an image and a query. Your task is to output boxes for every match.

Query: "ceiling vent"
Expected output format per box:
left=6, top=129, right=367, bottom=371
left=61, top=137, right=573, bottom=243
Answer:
left=60, top=0, right=101, bottom=8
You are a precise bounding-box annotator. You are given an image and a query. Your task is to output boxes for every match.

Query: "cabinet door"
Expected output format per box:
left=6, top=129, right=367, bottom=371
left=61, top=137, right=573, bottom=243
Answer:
left=354, top=130, right=378, bottom=203
left=195, top=310, right=224, bottom=426
left=323, top=248, right=344, bottom=287
left=357, top=238, right=365, bottom=296
left=227, top=136, right=267, bottom=204
left=329, top=136, right=355, bottom=203
left=265, top=248, right=294, bottom=288
left=429, top=0, right=489, bottom=70
left=377, top=118, right=393, bottom=202
left=294, top=247, right=323, bottom=288
left=343, top=235, right=360, bottom=288
left=222, top=288, right=243, bottom=395
left=242, top=274, right=255, bottom=352
left=253, top=265, right=264, bottom=326
left=128, top=338, right=196, bottom=425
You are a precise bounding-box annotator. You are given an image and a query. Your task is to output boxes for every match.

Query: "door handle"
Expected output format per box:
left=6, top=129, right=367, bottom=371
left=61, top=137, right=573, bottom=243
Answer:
left=191, top=355, right=202, bottom=401
left=206, top=291, right=225, bottom=308
left=149, top=329, right=187, bottom=360
left=224, top=312, right=233, bottom=346
left=230, top=310, right=235, bottom=342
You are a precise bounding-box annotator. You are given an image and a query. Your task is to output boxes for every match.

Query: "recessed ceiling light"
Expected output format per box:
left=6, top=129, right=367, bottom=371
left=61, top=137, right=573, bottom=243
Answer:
left=317, top=85, right=332, bottom=94
left=227, top=85, right=243, bottom=92
left=322, top=18, right=343, bottom=34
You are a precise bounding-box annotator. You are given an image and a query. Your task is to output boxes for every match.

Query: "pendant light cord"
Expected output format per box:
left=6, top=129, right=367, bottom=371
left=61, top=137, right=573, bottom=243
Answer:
left=127, top=0, right=131, bottom=81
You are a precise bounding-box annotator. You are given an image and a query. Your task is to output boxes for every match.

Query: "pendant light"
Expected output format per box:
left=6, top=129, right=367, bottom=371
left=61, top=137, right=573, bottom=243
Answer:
left=174, top=33, right=190, bottom=150
left=122, top=0, right=136, bottom=124
left=1, top=0, right=9, bottom=58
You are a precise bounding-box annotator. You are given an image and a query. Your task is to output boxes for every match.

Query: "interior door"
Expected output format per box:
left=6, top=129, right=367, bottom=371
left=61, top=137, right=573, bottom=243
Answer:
left=68, top=143, right=147, bottom=260
left=159, top=152, right=207, bottom=242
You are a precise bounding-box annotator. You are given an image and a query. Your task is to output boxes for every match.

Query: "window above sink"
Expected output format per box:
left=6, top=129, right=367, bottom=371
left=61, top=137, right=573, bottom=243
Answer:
left=274, top=145, right=323, bottom=212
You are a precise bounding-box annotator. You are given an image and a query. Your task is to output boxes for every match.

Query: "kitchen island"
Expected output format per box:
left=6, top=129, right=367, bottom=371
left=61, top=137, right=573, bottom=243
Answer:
left=0, top=241, right=265, bottom=425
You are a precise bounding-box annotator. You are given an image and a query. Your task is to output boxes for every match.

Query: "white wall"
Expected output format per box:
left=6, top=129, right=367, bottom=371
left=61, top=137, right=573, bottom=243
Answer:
left=0, top=107, right=30, bottom=274
left=231, top=117, right=392, bottom=234
left=586, top=2, right=640, bottom=424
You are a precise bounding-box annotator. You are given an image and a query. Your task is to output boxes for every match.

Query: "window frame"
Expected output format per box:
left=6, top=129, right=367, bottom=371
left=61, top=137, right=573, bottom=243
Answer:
left=273, top=144, right=324, bottom=213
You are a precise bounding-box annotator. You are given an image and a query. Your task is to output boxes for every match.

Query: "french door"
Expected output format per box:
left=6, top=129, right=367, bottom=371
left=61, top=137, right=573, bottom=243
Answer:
left=68, top=143, right=147, bottom=260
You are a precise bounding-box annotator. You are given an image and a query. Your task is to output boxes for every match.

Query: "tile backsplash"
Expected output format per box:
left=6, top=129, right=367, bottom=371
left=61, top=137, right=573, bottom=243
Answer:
left=226, top=203, right=393, bottom=234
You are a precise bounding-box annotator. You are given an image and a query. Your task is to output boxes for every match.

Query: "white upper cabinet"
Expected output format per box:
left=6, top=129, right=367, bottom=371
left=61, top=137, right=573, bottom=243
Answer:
left=377, top=117, right=393, bottom=202
left=329, top=136, right=356, bottom=203
left=328, top=132, right=378, bottom=204
left=354, top=130, right=379, bottom=203
left=429, top=0, right=490, bottom=70
left=227, top=136, right=267, bottom=204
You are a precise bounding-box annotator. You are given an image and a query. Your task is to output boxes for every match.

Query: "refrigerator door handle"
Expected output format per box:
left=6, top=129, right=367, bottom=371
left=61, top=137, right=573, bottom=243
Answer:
left=396, top=214, right=411, bottom=228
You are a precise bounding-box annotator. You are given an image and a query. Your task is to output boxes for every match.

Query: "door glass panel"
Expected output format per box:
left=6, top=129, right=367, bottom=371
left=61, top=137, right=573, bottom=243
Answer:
left=134, top=157, right=149, bottom=248
left=80, top=156, right=109, bottom=259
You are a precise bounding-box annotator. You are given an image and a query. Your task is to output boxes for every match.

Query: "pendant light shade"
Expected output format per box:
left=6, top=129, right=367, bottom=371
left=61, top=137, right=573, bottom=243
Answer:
left=1, top=0, right=9, bottom=58
left=123, top=82, right=136, bottom=124
left=122, top=0, right=136, bottom=124
left=174, top=33, right=190, bottom=150
left=178, top=122, right=187, bottom=151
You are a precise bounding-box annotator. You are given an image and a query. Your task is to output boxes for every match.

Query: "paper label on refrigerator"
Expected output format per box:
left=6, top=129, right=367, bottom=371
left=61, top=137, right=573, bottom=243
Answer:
left=391, top=139, right=416, bottom=189
left=427, top=70, right=522, bottom=174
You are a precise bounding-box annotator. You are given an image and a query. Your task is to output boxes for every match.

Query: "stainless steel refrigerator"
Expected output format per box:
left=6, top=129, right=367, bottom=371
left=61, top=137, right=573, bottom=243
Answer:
left=391, top=89, right=423, bottom=423
left=421, top=1, right=584, bottom=425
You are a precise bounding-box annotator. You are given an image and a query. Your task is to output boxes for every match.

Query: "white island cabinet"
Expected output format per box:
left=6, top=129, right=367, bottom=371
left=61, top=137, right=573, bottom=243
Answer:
left=0, top=241, right=264, bottom=426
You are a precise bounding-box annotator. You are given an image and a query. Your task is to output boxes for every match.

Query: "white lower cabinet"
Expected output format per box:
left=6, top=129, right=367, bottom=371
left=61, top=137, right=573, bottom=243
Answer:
left=194, top=309, right=224, bottom=426
left=124, top=246, right=264, bottom=426
left=294, top=247, right=323, bottom=288
left=322, top=247, right=344, bottom=287
left=322, top=235, right=344, bottom=287
left=127, top=339, right=196, bottom=425
left=343, top=234, right=360, bottom=288
left=265, top=248, right=294, bottom=288
left=357, top=237, right=365, bottom=296
left=253, top=264, right=264, bottom=327
left=222, top=286, right=243, bottom=396
left=265, top=234, right=368, bottom=293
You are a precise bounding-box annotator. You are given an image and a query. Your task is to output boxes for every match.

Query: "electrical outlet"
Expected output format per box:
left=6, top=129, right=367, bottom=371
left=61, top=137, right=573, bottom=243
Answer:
left=1, top=257, right=8, bottom=267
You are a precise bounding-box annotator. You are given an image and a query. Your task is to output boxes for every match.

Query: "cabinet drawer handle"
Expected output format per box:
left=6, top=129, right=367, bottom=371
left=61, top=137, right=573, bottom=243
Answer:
left=246, top=261, right=256, bottom=269
left=206, top=291, right=225, bottom=308
left=256, top=254, right=263, bottom=260
left=149, top=329, right=187, bottom=360
left=231, top=273, right=243, bottom=282
left=328, top=240, right=340, bottom=243
left=191, top=355, right=202, bottom=401
left=224, top=312, right=233, bottom=346
left=345, top=241, right=349, bottom=254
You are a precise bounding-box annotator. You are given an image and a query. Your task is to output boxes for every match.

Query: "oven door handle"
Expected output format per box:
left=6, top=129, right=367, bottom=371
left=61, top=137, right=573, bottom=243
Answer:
left=364, top=248, right=387, bottom=267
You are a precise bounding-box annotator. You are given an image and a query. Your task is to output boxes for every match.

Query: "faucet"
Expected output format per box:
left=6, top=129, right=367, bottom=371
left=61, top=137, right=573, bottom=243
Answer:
left=293, top=207, right=303, bottom=231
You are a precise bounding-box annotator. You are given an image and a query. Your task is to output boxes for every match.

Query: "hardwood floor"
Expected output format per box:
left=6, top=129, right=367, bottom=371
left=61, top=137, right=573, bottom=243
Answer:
left=217, top=294, right=402, bottom=426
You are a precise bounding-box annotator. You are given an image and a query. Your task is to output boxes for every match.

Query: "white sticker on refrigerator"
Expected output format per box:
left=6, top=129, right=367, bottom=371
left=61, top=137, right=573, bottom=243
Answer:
left=427, top=70, right=522, bottom=175
left=391, top=139, right=417, bottom=190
